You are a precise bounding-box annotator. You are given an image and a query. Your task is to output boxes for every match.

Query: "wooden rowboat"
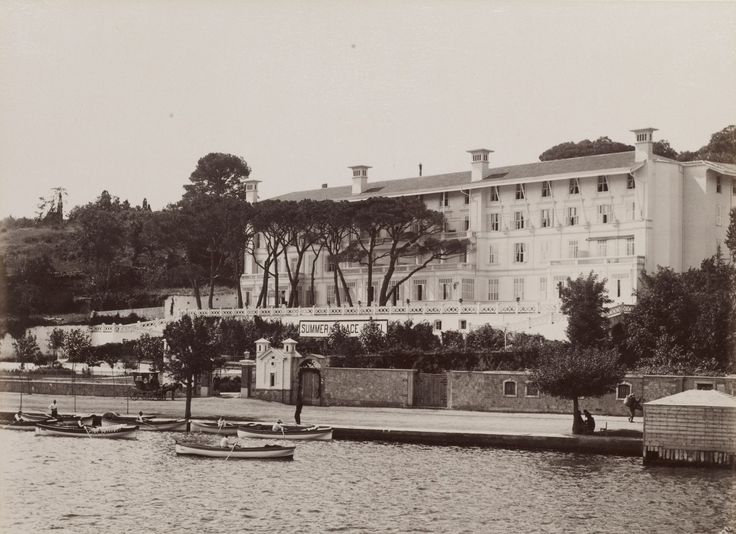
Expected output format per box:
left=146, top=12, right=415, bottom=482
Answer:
left=174, top=441, right=295, bottom=459
left=2, top=418, right=57, bottom=431
left=35, top=423, right=138, bottom=439
left=237, top=423, right=333, bottom=441
left=102, top=413, right=188, bottom=432
left=189, top=420, right=239, bottom=436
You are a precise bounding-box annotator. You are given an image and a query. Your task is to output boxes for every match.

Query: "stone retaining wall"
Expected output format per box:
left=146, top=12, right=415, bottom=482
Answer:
left=322, top=368, right=415, bottom=408
left=0, top=379, right=133, bottom=398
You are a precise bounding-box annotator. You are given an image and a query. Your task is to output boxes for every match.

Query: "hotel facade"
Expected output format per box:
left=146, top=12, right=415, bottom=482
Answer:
left=240, top=128, right=736, bottom=311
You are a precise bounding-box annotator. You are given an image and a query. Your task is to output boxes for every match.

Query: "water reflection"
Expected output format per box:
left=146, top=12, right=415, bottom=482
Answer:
left=0, top=430, right=733, bottom=533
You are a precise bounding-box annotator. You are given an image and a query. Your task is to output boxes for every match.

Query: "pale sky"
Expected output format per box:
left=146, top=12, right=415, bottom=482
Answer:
left=1, top=1, right=735, bottom=218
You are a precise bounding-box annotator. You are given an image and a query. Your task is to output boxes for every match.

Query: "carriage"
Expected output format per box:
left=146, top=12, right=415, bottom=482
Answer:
left=128, top=371, right=179, bottom=401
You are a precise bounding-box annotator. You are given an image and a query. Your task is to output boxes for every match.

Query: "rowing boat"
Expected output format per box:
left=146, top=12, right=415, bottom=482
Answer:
left=35, top=423, right=138, bottom=439
left=237, top=423, right=333, bottom=441
left=174, top=441, right=295, bottom=459
left=189, top=420, right=239, bottom=436
left=2, top=418, right=57, bottom=431
left=102, top=413, right=188, bottom=432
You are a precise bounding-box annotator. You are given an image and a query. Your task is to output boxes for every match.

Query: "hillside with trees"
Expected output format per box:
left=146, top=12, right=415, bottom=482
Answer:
left=539, top=124, right=735, bottom=163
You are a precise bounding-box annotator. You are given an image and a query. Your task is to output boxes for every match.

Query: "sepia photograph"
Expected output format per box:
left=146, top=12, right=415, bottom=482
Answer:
left=1, top=1, right=735, bottom=533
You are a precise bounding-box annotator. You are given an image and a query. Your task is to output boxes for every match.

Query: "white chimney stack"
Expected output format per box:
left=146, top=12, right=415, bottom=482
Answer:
left=467, top=149, right=492, bottom=182
left=350, top=165, right=371, bottom=194
left=630, top=127, right=658, bottom=162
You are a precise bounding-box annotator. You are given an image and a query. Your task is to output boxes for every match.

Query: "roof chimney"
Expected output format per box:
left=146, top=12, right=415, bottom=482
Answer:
left=467, top=149, right=493, bottom=181
left=631, top=127, right=657, bottom=162
left=321, top=183, right=328, bottom=189
left=243, top=178, right=261, bottom=204
left=350, top=165, right=371, bottom=195
left=419, top=163, right=423, bottom=177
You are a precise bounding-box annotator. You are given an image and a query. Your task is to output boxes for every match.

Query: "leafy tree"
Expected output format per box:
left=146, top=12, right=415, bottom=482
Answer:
left=327, top=324, right=364, bottom=357
left=359, top=320, right=388, bottom=354
left=63, top=329, right=93, bottom=365
left=529, top=345, right=624, bottom=434
left=466, top=324, right=505, bottom=352
left=183, top=153, right=251, bottom=200
left=693, top=125, right=736, bottom=164
left=133, top=334, right=165, bottom=371
left=162, top=315, right=222, bottom=419
left=371, top=197, right=467, bottom=306
left=559, top=272, right=611, bottom=348
left=48, top=328, right=66, bottom=360
left=652, top=140, right=679, bottom=159
left=13, top=332, right=43, bottom=369
left=619, top=254, right=735, bottom=371
left=280, top=200, right=322, bottom=306
left=726, top=208, right=736, bottom=262
left=386, top=320, right=440, bottom=352
left=441, top=330, right=465, bottom=350
left=538, top=137, right=633, bottom=161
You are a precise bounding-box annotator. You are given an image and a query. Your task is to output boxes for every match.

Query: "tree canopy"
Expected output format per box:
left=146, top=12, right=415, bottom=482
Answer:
left=529, top=345, right=624, bottom=434
left=559, top=272, right=611, bottom=348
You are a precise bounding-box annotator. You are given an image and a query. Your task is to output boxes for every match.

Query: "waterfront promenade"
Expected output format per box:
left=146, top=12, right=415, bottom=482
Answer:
left=0, top=392, right=643, bottom=455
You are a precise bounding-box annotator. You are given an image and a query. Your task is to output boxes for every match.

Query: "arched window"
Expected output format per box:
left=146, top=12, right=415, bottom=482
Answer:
left=503, top=380, right=517, bottom=397
left=616, top=382, right=631, bottom=400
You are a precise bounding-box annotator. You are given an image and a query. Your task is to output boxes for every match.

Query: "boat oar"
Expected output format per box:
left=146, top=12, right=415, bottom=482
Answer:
left=224, top=440, right=238, bottom=461
left=82, top=424, right=93, bottom=440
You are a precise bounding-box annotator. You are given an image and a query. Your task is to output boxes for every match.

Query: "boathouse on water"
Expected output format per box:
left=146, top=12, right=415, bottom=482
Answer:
left=643, top=389, right=736, bottom=467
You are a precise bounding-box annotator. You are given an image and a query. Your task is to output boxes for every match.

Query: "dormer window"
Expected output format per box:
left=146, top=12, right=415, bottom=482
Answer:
left=441, top=192, right=449, bottom=207
left=541, top=181, right=552, bottom=198
left=597, top=176, right=609, bottom=192
left=515, top=184, right=526, bottom=200
left=489, top=186, right=499, bottom=202
left=569, top=178, right=580, bottom=195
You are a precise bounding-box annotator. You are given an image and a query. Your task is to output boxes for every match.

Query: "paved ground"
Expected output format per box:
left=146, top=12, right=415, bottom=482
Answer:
left=0, top=392, right=642, bottom=437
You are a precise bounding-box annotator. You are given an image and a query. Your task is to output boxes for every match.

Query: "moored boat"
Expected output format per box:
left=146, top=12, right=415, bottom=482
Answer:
left=102, top=413, right=187, bottom=432
left=2, top=418, right=57, bottom=431
left=189, top=420, right=239, bottom=436
left=174, top=441, right=295, bottom=459
left=237, top=423, right=333, bottom=441
left=35, top=423, right=138, bottom=439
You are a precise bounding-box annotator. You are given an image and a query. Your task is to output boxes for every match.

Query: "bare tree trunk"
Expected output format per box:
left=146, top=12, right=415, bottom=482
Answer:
left=310, top=253, right=319, bottom=306
left=572, top=397, right=583, bottom=435
left=235, top=250, right=244, bottom=308
left=332, top=266, right=341, bottom=307
left=185, top=376, right=193, bottom=420
left=337, top=266, right=353, bottom=306
left=273, top=253, right=280, bottom=307
left=257, top=257, right=271, bottom=307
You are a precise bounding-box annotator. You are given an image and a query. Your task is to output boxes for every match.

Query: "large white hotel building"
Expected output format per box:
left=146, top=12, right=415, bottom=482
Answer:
left=241, top=128, right=736, bottom=311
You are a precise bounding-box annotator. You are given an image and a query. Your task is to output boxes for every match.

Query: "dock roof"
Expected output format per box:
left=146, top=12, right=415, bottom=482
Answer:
left=645, top=389, right=736, bottom=408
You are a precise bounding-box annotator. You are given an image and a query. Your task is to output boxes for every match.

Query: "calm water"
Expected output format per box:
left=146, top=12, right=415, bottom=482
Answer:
left=0, top=430, right=733, bottom=534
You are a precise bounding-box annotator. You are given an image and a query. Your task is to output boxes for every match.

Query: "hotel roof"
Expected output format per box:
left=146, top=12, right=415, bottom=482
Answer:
left=274, top=151, right=638, bottom=202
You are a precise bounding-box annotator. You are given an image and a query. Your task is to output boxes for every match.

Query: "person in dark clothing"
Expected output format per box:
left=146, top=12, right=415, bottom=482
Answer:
left=583, top=410, right=596, bottom=434
left=573, top=409, right=585, bottom=434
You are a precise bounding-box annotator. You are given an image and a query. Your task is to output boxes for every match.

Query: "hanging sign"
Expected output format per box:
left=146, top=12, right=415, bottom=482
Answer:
left=298, top=319, right=388, bottom=338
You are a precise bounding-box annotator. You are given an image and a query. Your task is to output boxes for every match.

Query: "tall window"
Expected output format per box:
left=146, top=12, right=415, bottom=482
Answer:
left=716, top=205, right=723, bottom=226
left=488, top=244, right=499, bottom=264
left=488, top=213, right=500, bottom=231
left=514, top=211, right=525, bottom=230
left=597, top=239, right=608, bottom=257
left=597, top=175, right=609, bottom=192
left=567, top=207, right=578, bottom=226
left=627, top=174, right=636, bottom=189
left=626, top=237, right=635, bottom=255
left=598, top=204, right=612, bottom=224
left=487, top=279, right=499, bottom=301
left=542, top=181, right=552, bottom=198
left=514, top=242, right=526, bottom=263
left=513, top=277, right=525, bottom=300
left=540, top=241, right=549, bottom=261
left=439, top=278, right=452, bottom=300
left=569, top=178, right=580, bottom=194
left=441, top=192, right=449, bottom=207
left=568, top=240, right=579, bottom=258
left=539, top=277, right=547, bottom=299
left=462, top=279, right=474, bottom=301
left=515, top=183, right=526, bottom=200
left=464, top=215, right=470, bottom=231
left=716, top=176, right=722, bottom=193
left=489, top=186, right=499, bottom=202
left=462, top=189, right=470, bottom=204
left=540, top=208, right=552, bottom=228
left=627, top=201, right=637, bottom=221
